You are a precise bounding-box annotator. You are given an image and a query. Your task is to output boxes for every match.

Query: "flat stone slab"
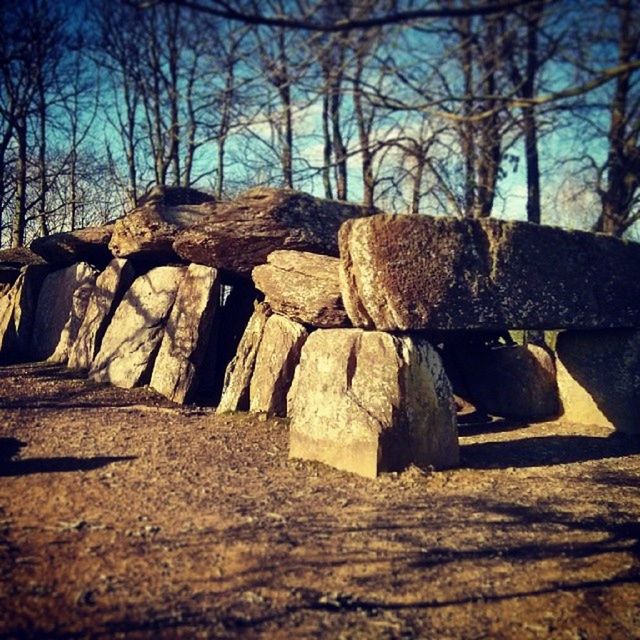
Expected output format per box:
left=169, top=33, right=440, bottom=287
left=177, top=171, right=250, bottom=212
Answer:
left=174, top=187, right=373, bottom=277
left=339, top=215, right=640, bottom=331
left=249, top=313, right=308, bottom=417
left=31, top=263, right=98, bottom=362
left=0, top=247, right=47, bottom=268
left=288, top=329, right=459, bottom=478
left=150, top=264, right=221, bottom=404
left=90, top=266, right=185, bottom=388
left=68, top=259, right=136, bottom=371
left=30, top=225, right=114, bottom=268
left=252, top=250, right=349, bottom=328
left=556, top=329, right=640, bottom=434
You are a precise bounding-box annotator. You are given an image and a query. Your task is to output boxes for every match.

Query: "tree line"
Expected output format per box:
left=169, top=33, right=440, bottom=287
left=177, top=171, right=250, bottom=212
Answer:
left=0, top=0, right=638, bottom=249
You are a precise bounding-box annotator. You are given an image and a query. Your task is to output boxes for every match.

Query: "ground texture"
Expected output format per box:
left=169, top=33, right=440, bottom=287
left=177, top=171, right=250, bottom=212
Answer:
left=0, top=362, right=639, bottom=639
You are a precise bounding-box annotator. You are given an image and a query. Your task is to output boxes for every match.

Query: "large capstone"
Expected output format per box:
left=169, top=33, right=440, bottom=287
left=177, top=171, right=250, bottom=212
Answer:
left=149, top=264, right=221, bottom=404
left=339, top=215, right=640, bottom=331
left=109, top=186, right=215, bottom=261
left=556, top=329, right=640, bottom=434
left=252, top=250, right=349, bottom=328
left=288, top=329, right=459, bottom=478
left=89, top=266, right=185, bottom=388
left=30, top=225, right=114, bottom=268
left=174, top=187, right=374, bottom=277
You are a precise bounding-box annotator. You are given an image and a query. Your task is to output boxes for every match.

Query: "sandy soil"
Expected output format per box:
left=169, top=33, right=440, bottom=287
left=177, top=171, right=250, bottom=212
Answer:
left=0, top=362, right=639, bottom=639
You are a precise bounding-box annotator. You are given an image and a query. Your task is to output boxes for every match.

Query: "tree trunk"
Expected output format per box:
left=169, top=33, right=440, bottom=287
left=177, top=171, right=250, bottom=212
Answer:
left=353, top=54, right=374, bottom=211
left=321, top=88, right=333, bottom=199
left=12, top=119, right=28, bottom=248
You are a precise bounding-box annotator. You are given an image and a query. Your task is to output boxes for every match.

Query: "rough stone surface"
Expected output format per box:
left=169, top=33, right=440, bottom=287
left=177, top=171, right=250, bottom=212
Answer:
left=340, top=215, right=640, bottom=331
left=174, top=187, right=374, bottom=276
left=216, top=303, right=271, bottom=413
left=0, top=247, right=46, bottom=268
left=249, top=314, right=308, bottom=417
left=109, top=187, right=215, bottom=260
left=288, top=329, right=459, bottom=478
left=49, top=267, right=100, bottom=364
left=150, top=264, right=221, bottom=404
left=30, top=225, right=114, bottom=268
left=556, top=329, right=640, bottom=434
left=68, top=259, right=136, bottom=371
left=252, top=250, right=348, bottom=328
left=31, top=263, right=98, bottom=362
left=450, top=343, right=559, bottom=420
left=90, top=266, right=185, bottom=388
left=10, top=265, right=51, bottom=357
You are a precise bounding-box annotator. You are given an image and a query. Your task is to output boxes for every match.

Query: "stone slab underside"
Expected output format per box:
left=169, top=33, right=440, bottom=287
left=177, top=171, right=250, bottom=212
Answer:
left=339, top=215, right=640, bottom=331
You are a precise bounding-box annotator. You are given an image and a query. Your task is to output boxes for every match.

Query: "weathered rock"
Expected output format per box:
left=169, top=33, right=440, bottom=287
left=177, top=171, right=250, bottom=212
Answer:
left=174, top=187, right=374, bottom=276
left=10, top=265, right=51, bottom=357
left=249, top=314, right=308, bottom=416
left=216, top=302, right=271, bottom=413
left=150, top=264, right=221, bottom=404
left=30, top=225, right=114, bottom=268
left=30, top=263, right=98, bottom=362
left=556, top=330, right=640, bottom=434
left=90, top=266, right=185, bottom=388
left=109, top=187, right=215, bottom=260
left=208, top=281, right=260, bottom=404
left=49, top=267, right=100, bottom=364
left=0, top=247, right=46, bottom=268
left=288, top=329, right=459, bottom=478
left=339, top=215, right=640, bottom=331
left=68, top=259, right=136, bottom=371
left=252, top=250, right=348, bottom=328
left=451, top=343, right=559, bottom=420
left=0, top=284, right=19, bottom=357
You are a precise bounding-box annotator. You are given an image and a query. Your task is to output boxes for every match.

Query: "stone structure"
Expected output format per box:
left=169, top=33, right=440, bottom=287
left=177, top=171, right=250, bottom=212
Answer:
left=109, top=187, right=215, bottom=260
left=252, top=250, right=348, bottom=328
left=217, top=303, right=271, bottom=413
left=90, top=266, right=185, bottom=388
left=30, top=225, right=114, bottom=268
left=31, top=263, right=97, bottom=362
left=556, top=330, right=640, bottom=434
left=340, top=214, right=640, bottom=331
left=450, top=343, right=559, bottom=420
left=249, top=313, right=308, bottom=417
left=68, top=259, right=136, bottom=371
left=174, top=187, right=373, bottom=276
left=288, top=329, right=459, bottom=478
left=150, top=264, right=221, bottom=404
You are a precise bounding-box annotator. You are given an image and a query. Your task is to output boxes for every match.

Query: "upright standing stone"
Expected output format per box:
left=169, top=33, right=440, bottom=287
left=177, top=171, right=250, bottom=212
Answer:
left=288, top=329, right=459, bottom=478
left=252, top=250, right=349, bottom=328
left=150, top=264, right=221, bottom=404
left=90, top=266, right=185, bottom=388
left=68, top=259, right=136, bottom=371
left=30, top=263, right=97, bottom=362
left=216, top=303, right=271, bottom=413
left=340, top=214, right=640, bottom=331
left=449, top=343, right=560, bottom=420
left=249, top=314, right=308, bottom=417
left=556, top=330, right=640, bottom=434
left=49, top=268, right=99, bottom=364
left=11, top=265, right=51, bottom=358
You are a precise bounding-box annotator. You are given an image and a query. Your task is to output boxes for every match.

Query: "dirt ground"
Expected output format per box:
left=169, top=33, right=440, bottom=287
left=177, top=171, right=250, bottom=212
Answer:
left=0, top=362, right=638, bottom=639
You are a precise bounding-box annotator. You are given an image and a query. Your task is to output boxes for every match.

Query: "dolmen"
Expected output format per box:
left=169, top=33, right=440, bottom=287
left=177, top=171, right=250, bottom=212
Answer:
left=0, top=186, right=638, bottom=480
